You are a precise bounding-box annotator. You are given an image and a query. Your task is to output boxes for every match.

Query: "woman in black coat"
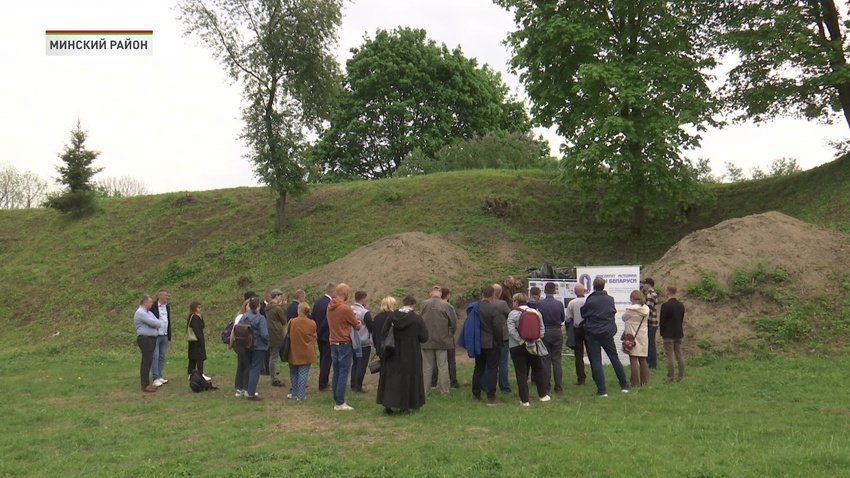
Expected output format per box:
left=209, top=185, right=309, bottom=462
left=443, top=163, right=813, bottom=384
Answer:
left=376, top=295, right=429, bottom=414
left=187, top=302, right=207, bottom=377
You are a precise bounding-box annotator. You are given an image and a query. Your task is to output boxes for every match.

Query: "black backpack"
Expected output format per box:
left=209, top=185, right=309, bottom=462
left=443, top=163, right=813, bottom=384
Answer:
left=188, top=370, right=216, bottom=393
left=232, top=317, right=255, bottom=349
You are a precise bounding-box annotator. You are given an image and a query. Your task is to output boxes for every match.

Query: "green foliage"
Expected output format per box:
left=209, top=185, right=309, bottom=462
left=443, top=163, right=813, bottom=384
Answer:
left=45, top=120, right=103, bottom=216
left=396, top=132, right=556, bottom=177
left=156, top=259, right=201, bottom=287
left=178, top=0, right=343, bottom=230
left=729, top=267, right=756, bottom=295
left=723, top=161, right=745, bottom=183
left=686, top=270, right=726, bottom=301
left=312, top=27, right=531, bottom=181
left=496, top=0, right=720, bottom=232
left=689, top=158, right=721, bottom=184
left=44, top=190, right=98, bottom=217
left=729, top=260, right=782, bottom=296
left=719, top=0, right=850, bottom=129
left=754, top=306, right=809, bottom=346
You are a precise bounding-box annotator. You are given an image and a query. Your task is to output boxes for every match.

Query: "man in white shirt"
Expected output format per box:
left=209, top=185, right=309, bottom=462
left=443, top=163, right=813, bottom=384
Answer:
left=566, top=283, right=587, bottom=386
left=150, top=289, right=171, bottom=387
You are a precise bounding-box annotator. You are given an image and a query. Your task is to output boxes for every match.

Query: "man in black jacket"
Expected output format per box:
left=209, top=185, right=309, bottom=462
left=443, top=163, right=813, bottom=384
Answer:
left=660, top=285, right=686, bottom=382
left=472, top=286, right=509, bottom=405
left=150, top=288, right=171, bottom=387
left=311, top=282, right=336, bottom=391
left=580, top=277, right=630, bottom=397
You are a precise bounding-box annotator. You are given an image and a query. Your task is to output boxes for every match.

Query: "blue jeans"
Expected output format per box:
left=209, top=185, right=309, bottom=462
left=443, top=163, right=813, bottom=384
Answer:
left=247, top=349, right=266, bottom=396
left=481, top=341, right=511, bottom=392
left=499, top=341, right=511, bottom=392
left=151, top=335, right=169, bottom=380
left=331, top=343, right=353, bottom=406
left=647, top=325, right=658, bottom=369
left=585, top=334, right=630, bottom=395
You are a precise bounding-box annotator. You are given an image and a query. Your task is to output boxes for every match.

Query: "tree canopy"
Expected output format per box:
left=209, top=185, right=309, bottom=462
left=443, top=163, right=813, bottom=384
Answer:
left=45, top=120, right=102, bottom=216
left=720, top=0, right=850, bottom=130
left=179, top=0, right=342, bottom=230
left=496, top=0, right=719, bottom=231
left=311, top=27, right=531, bottom=181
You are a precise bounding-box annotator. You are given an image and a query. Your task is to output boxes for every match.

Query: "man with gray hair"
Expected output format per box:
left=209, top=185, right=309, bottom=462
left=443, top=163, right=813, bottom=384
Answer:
left=566, top=283, right=588, bottom=385
left=420, top=285, right=457, bottom=397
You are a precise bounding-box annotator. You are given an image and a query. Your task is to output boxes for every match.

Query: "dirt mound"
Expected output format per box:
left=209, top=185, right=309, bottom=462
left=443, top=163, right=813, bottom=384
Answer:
left=284, top=232, right=482, bottom=306
left=643, top=211, right=850, bottom=350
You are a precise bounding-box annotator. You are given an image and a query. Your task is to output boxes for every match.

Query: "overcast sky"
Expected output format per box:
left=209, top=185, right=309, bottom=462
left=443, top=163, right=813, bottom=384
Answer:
left=1, top=0, right=846, bottom=194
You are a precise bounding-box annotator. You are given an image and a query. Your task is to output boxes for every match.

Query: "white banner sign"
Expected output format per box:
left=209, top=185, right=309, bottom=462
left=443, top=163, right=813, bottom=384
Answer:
left=576, top=265, right=641, bottom=364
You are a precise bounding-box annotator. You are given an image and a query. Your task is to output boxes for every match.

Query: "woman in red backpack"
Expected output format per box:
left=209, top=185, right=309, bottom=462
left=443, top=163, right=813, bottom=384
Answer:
left=507, top=293, right=549, bottom=407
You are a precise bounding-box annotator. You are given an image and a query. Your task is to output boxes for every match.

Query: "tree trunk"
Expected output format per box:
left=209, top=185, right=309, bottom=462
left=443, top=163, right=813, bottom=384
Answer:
left=818, top=0, right=850, bottom=129
left=630, top=203, right=646, bottom=234
left=275, top=190, right=287, bottom=231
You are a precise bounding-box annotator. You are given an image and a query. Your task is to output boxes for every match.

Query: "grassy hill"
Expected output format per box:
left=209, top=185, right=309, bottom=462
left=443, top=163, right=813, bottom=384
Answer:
left=1, top=155, right=849, bottom=352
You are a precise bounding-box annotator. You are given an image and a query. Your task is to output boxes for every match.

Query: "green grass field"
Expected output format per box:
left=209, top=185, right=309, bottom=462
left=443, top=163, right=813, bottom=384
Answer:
left=2, top=346, right=848, bottom=477
left=3, top=158, right=850, bottom=476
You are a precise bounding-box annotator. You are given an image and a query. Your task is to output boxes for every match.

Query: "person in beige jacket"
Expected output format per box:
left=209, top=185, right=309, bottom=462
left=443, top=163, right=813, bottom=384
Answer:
left=420, top=285, right=458, bottom=397
left=622, top=290, right=650, bottom=387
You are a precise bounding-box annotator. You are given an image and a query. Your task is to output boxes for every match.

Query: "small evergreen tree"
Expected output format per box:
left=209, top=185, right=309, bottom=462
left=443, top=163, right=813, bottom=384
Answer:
left=45, top=120, right=103, bottom=216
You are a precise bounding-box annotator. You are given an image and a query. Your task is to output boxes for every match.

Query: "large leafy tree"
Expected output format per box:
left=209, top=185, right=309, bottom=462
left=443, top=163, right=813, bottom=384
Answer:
left=179, top=0, right=342, bottom=230
left=496, top=0, right=719, bottom=232
left=45, top=120, right=103, bottom=216
left=312, top=27, right=531, bottom=181
left=720, top=0, right=850, bottom=130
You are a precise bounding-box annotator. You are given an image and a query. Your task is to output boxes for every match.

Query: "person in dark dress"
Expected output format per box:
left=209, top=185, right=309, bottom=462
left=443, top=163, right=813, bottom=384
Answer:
left=376, top=295, right=429, bottom=414
left=186, top=302, right=208, bottom=379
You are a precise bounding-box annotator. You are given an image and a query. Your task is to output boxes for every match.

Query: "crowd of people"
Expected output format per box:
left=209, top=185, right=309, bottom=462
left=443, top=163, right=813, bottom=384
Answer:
left=131, top=275, right=687, bottom=409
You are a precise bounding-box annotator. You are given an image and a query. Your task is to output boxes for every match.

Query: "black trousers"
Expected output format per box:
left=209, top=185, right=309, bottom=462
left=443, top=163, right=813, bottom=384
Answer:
left=350, top=345, right=372, bottom=391
left=471, top=347, right=500, bottom=399
left=137, top=335, right=157, bottom=389
left=510, top=345, right=547, bottom=403
left=573, top=325, right=587, bottom=383
left=317, top=340, right=332, bottom=390
left=233, top=347, right=250, bottom=391
left=188, top=359, right=205, bottom=375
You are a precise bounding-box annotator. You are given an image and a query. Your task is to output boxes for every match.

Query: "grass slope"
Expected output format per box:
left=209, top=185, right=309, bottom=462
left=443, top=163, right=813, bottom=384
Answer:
left=0, top=157, right=849, bottom=352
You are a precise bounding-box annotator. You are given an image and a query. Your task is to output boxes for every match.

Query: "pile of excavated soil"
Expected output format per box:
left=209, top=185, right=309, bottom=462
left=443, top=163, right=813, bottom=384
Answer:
left=284, top=232, right=482, bottom=306
left=643, top=211, right=850, bottom=350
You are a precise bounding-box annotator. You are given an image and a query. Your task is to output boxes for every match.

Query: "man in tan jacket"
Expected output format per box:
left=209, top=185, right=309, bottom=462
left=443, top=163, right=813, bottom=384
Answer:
left=420, top=285, right=458, bottom=397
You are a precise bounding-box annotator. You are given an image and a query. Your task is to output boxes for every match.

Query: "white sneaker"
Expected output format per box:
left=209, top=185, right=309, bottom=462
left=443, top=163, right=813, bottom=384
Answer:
left=621, top=389, right=630, bottom=393
left=152, top=378, right=164, bottom=387
left=520, top=401, right=530, bottom=407
left=235, top=390, right=244, bottom=397
left=539, top=395, right=551, bottom=402
left=286, top=393, right=293, bottom=399
left=202, top=374, right=212, bottom=381
left=160, top=378, right=169, bottom=384
left=334, top=403, right=354, bottom=411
